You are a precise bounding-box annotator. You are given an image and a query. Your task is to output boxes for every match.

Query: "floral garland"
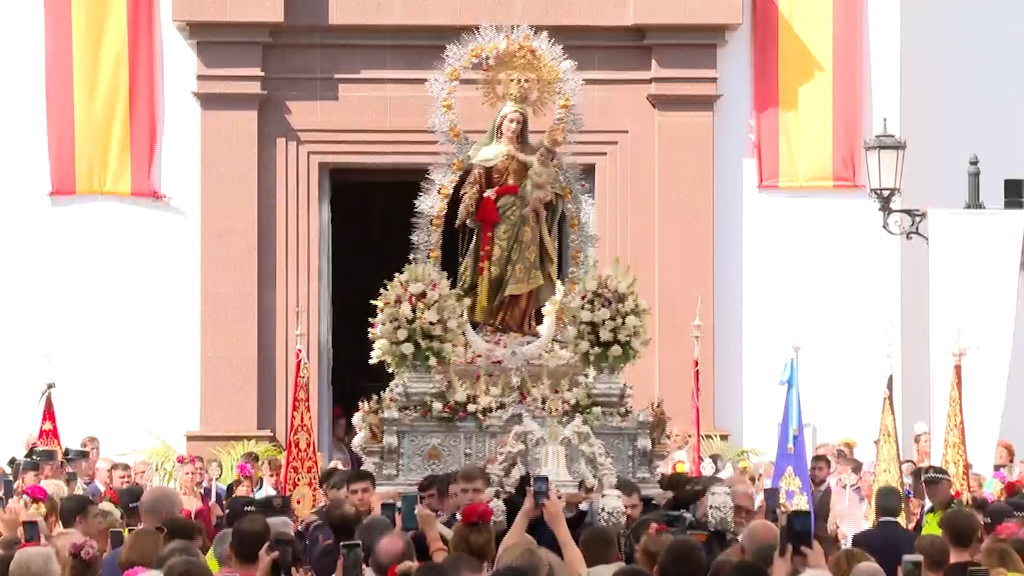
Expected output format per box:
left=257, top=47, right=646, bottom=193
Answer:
left=486, top=416, right=544, bottom=490
left=369, top=262, right=467, bottom=374
left=562, top=416, right=625, bottom=527
left=562, top=261, right=650, bottom=373
left=413, top=25, right=595, bottom=288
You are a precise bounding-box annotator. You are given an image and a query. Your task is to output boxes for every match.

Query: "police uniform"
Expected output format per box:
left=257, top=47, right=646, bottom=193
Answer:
left=914, top=466, right=962, bottom=536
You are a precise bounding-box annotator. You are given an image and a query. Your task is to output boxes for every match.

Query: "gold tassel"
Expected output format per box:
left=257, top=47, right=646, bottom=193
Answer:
left=475, top=261, right=489, bottom=322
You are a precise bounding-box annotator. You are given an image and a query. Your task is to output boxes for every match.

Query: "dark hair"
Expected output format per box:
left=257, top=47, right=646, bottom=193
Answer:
left=939, top=508, right=982, bottom=550
left=325, top=498, right=362, bottom=541
left=162, top=516, right=201, bottom=544
left=616, top=477, right=642, bottom=499
left=901, top=460, right=917, bottom=469
left=192, top=456, right=205, bottom=466
left=239, top=452, right=260, bottom=465
left=415, top=562, right=450, bottom=576
left=708, top=557, right=737, bottom=576
left=579, top=526, right=621, bottom=567
left=346, top=469, right=376, bottom=490
left=656, top=536, right=707, bottom=576
left=320, top=468, right=349, bottom=492
left=810, top=455, right=831, bottom=469
left=111, top=462, right=132, bottom=474
left=230, top=514, right=271, bottom=565
left=418, top=475, right=441, bottom=493
left=162, top=556, right=214, bottom=576
left=915, top=534, right=950, bottom=573
left=874, top=486, right=904, bottom=519
left=0, top=552, right=14, bottom=576
left=455, top=466, right=489, bottom=487
left=59, top=495, right=97, bottom=531
left=443, top=553, right=485, bottom=576
left=726, top=560, right=770, bottom=576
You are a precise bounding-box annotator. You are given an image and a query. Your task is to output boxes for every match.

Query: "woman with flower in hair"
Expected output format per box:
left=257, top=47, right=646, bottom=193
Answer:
left=231, top=462, right=256, bottom=498
left=176, top=455, right=220, bottom=540
left=67, top=537, right=102, bottom=576
left=22, top=484, right=49, bottom=519
left=451, top=503, right=496, bottom=569
left=634, top=523, right=671, bottom=573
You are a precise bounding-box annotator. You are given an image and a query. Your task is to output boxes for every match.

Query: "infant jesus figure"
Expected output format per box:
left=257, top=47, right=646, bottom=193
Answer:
left=514, top=146, right=557, bottom=223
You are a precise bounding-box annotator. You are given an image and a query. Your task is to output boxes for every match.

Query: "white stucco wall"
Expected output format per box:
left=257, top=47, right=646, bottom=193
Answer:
left=716, top=0, right=904, bottom=460
left=901, top=0, right=1024, bottom=461
left=0, top=2, right=200, bottom=461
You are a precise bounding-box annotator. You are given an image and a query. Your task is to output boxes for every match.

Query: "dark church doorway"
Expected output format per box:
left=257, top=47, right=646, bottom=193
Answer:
left=329, top=168, right=426, bottom=419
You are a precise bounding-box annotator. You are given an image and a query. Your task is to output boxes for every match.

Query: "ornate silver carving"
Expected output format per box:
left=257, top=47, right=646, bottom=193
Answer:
left=590, top=372, right=627, bottom=408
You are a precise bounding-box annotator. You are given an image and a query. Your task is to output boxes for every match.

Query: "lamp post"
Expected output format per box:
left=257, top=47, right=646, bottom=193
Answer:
left=863, top=119, right=927, bottom=243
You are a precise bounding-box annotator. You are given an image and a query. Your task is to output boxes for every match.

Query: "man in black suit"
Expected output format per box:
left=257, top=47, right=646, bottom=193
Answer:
left=852, top=486, right=917, bottom=576
left=810, top=454, right=839, bottom=557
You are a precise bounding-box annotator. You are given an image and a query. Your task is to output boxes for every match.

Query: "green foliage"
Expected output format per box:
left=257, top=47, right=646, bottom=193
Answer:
left=127, top=434, right=283, bottom=486
left=699, top=434, right=765, bottom=466
left=212, top=440, right=283, bottom=484
left=127, top=432, right=180, bottom=487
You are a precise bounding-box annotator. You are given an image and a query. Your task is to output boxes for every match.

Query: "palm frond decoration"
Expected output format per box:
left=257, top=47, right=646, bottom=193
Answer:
left=124, top=432, right=181, bottom=487
left=212, top=440, right=283, bottom=484
left=699, top=434, right=765, bottom=468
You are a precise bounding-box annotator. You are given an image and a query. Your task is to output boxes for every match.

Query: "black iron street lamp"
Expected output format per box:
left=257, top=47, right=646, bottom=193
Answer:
left=863, top=119, right=927, bottom=243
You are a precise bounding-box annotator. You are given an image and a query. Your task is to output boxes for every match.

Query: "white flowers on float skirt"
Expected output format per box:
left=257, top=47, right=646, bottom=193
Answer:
left=563, top=260, right=651, bottom=373
left=368, top=263, right=468, bottom=373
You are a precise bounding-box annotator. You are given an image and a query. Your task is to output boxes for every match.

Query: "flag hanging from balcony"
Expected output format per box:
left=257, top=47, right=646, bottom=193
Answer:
left=44, top=0, right=161, bottom=198
left=752, top=0, right=864, bottom=188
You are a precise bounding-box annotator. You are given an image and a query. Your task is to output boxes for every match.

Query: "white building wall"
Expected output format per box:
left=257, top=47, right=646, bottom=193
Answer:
left=902, top=0, right=1024, bottom=460
left=716, top=0, right=903, bottom=459
left=0, top=2, right=200, bottom=461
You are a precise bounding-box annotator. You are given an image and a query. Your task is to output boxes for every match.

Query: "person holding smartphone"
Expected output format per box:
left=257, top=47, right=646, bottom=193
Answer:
left=492, top=488, right=587, bottom=576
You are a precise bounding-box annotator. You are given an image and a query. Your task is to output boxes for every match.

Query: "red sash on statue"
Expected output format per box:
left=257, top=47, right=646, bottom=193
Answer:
left=473, top=183, right=520, bottom=320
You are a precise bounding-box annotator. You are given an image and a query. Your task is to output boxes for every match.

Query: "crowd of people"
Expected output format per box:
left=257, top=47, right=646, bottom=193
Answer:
left=0, top=424, right=1023, bottom=576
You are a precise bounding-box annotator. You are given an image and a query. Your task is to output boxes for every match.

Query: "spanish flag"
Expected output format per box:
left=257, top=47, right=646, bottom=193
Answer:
left=752, top=0, right=864, bottom=189
left=44, top=0, right=161, bottom=198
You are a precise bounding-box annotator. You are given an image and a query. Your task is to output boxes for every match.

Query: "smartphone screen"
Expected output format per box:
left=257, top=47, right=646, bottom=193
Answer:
left=339, top=541, right=364, bottom=576
left=763, top=488, right=780, bottom=524
left=902, top=554, right=923, bottom=576
left=533, top=475, right=549, bottom=504
left=380, top=501, right=397, bottom=527
left=109, top=528, right=125, bottom=549
left=966, top=568, right=990, bottom=576
left=400, top=494, right=419, bottom=531
left=22, top=521, right=40, bottom=544
left=786, top=511, right=813, bottom=553
left=2, top=479, right=13, bottom=501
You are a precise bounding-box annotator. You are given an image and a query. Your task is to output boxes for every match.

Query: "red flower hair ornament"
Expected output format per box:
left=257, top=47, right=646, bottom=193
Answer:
left=648, top=523, right=668, bottom=535
left=460, top=502, right=493, bottom=525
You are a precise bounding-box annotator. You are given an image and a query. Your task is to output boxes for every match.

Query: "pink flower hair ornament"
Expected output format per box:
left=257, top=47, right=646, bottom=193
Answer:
left=235, top=461, right=255, bottom=479
left=23, top=484, right=47, bottom=503
left=175, top=454, right=196, bottom=466
left=123, top=566, right=148, bottom=576
left=69, top=538, right=100, bottom=563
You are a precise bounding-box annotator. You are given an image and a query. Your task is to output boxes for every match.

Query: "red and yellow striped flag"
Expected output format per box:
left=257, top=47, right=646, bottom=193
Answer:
left=44, top=0, right=161, bottom=198
left=752, top=0, right=864, bottom=189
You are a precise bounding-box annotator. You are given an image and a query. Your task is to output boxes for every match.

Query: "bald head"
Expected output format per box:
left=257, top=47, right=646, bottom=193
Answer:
left=369, top=532, right=414, bottom=576
left=850, top=563, right=886, bottom=576
left=139, top=486, right=183, bottom=527
left=740, top=520, right=779, bottom=569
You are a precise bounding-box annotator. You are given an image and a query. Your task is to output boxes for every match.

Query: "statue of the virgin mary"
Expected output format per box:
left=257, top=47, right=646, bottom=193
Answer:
left=454, top=93, right=566, bottom=335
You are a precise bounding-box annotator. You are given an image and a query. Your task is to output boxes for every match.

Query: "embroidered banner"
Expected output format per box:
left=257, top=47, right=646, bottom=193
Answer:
left=44, top=0, right=161, bottom=197
left=752, top=0, right=863, bottom=188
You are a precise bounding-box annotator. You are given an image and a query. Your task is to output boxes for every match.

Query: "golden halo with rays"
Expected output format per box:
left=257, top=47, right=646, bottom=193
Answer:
left=477, top=33, right=563, bottom=115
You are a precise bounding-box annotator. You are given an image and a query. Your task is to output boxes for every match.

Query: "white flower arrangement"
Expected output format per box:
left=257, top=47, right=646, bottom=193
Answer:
left=486, top=416, right=545, bottom=490
left=369, top=263, right=468, bottom=373
left=563, top=261, right=650, bottom=373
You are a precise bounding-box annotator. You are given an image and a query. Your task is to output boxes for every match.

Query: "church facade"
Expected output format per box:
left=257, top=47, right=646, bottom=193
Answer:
left=175, top=0, right=741, bottom=454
